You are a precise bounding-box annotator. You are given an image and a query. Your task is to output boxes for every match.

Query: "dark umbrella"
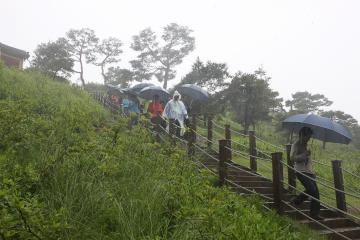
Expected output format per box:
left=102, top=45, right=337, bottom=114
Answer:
left=106, top=84, right=122, bottom=95
left=282, top=113, right=352, bottom=144
left=177, top=84, right=209, bottom=102
left=119, top=88, right=139, bottom=104
left=121, top=87, right=137, bottom=95
left=138, top=86, right=170, bottom=101
left=130, top=83, right=155, bottom=94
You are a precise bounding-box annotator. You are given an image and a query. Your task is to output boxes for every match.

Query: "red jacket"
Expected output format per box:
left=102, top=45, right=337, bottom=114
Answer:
left=147, top=102, right=164, bottom=118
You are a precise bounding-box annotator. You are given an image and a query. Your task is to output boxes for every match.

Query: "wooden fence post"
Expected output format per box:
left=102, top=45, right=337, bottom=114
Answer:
left=187, top=126, right=195, bottom=157
left=191, top=115, right=197, bottom=143
left=286, top=144, right=296, bottom=192
left=332, top=160, right=347, bottom=213
left=219, top=139, right=230, bottom=186
left=249, top=130, right=257, bottom=172
left=224, top=124, right=232, bottom=160
left=272, top=152, right=284, bottom=214
left=207, top=115, right=213, bottom=149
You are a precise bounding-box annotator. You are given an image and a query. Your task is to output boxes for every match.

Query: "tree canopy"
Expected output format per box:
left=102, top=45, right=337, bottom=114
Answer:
left=130, top=23, right=195, bottom=89
left=31, top=38, right=74, bottom=81
left=285, top=91, right=333, bottom=113
left=180, top=57, right=230, bottom=92
left=94, top=37, right=123, bottom=83
left=222, top=72, right=283, bottom=132
left=66, top=28, right=99, bottom=86
left=105, top=67, right=133, bottom=88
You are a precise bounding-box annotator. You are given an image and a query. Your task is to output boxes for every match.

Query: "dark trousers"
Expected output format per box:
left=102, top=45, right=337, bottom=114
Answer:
left=294, top=172, right=320, bottom=216
left=169, top=119, right=181, bottom=137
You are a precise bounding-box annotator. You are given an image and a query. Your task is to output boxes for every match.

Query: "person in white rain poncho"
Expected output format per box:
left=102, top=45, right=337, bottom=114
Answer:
left=163, top=91, right=189, bottom=137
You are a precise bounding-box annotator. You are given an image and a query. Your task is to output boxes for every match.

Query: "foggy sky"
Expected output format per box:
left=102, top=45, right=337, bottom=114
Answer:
left=2, top=0, right=360, bottom=120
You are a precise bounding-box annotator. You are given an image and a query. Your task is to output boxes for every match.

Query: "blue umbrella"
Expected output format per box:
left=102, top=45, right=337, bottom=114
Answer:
left=282, top=113, right=352, bottom=144
left=177, top=84, right=209, bottom=102
left=138, top=86, right=170, bottom=101
left=130, top=83, right=155, bottom=94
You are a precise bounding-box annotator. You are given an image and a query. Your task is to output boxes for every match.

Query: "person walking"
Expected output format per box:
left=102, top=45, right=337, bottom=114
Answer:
left=128, top=97, right=140, bottom=126
left=163, top=91, right=189, bottom=137
left=147, top=94, right=164, bottom=125
left=122, top=96, right=130, bottom=116
left=290, top=127, right=323, bottom=220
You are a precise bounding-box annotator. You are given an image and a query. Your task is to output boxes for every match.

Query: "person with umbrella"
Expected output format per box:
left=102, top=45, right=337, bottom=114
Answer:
left=177, top=84, right=209, bottom=115
left=147, top=94, right=164, bottom=125
left=163, top=91, right=189, bottom=137
left=290, top=127, right=323, bottom=220
left=122, top=94, right=140, bottom=125
left=283, top=113, right=352, bottom=220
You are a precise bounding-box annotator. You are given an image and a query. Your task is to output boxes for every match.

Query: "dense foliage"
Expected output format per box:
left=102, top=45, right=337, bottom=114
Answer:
left=31, top=38, right=74, bottom=80
left=0, top=64, right=322, bottom=239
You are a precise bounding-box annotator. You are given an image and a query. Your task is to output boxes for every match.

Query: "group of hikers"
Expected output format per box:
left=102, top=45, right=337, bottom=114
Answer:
left=108, top=89, right=324, bottom=220
left=109, top=90, right=189, bottom=137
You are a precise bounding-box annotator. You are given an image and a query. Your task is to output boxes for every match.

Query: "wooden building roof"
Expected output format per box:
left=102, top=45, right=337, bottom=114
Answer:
left=0, top=42, right=29, bottom=59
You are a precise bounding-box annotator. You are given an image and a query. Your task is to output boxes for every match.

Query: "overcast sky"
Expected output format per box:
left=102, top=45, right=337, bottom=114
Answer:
left=2, top=0, right=360, bottom=120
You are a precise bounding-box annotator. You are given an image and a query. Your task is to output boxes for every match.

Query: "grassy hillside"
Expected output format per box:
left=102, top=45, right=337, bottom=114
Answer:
left=0, top=64, right=323, bottom=239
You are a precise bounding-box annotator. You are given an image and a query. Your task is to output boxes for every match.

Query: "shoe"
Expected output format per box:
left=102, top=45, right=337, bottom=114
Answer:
left=310, top=215, right=324, bottom=221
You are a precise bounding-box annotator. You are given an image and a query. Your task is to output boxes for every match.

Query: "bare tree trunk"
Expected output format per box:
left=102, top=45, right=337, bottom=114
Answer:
left=163, top=66, right=170, bottom=89
left=79, top=54, right=85, bottom=87
left=101, top=64, right=106, bottom=84
left=163, top=75, right=168, bottom=89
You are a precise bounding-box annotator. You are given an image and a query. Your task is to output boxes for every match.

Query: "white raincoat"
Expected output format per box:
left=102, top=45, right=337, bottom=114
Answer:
left=163, top=91, right=188, bottom=136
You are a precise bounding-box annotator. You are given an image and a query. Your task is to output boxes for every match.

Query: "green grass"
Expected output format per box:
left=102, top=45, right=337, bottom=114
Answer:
left=0, top=63, right=324, bottom=239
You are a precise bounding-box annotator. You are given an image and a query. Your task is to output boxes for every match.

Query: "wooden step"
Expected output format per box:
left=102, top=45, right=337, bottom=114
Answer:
left=236, top=187, right=274, bottom=195
left=233, top=180, right=273, bottom=188
left=203, top=163, right=218, bottom=169
left=243, top=193, right=296, bottom=201
left=227, top=170, right=261, bottom=177
left=227, top=175, right=268, bottom=182
left=299, top=217, right=359, bottom=230
left=320, top=226, right=360, bottom=240
left=265, top=201, right=318, bottom=211
left=285, top=209, right=339, bottom=220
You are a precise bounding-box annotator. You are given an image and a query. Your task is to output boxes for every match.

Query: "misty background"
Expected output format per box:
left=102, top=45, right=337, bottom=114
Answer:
left=1, top=0, right=359, bottom=120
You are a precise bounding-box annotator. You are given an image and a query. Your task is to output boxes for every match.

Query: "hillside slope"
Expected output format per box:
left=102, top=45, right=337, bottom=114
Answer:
left=0, top=64, right=322, bottom=239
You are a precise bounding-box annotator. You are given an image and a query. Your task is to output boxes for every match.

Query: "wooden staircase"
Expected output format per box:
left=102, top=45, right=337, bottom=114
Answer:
left=202, top=157, right=360, bottom=240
